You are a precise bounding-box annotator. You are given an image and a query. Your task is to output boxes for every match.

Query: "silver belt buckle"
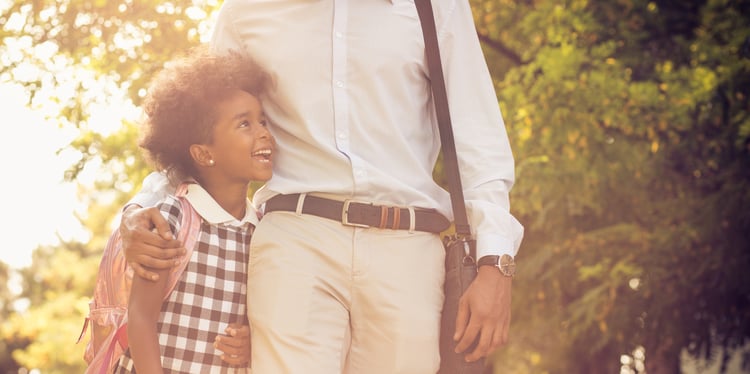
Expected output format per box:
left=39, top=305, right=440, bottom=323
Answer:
left=342, top=199, right=371, bottom=228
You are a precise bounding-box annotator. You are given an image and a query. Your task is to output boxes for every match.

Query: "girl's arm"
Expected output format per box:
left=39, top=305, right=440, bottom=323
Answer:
left=128, top=265, right=169, bottom=374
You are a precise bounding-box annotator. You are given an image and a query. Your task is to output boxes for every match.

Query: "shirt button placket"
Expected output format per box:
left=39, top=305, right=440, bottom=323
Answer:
left=331, top=0, right=349, bottom=156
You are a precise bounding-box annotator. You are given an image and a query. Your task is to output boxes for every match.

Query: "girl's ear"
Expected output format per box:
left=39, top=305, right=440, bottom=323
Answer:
left=189, top=144, right=214, bottom=167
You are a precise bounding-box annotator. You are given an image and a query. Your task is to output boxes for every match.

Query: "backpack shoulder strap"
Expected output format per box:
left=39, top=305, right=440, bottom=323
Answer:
left=162, top=182, right=202, bottom=300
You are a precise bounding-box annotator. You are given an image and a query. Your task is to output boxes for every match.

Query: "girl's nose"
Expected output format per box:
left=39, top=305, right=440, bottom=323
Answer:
left=258, top=124, right=273, bottom=141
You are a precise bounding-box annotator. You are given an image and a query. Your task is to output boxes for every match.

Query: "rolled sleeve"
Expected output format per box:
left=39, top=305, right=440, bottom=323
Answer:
left=126, top=171, right=175, bottom=209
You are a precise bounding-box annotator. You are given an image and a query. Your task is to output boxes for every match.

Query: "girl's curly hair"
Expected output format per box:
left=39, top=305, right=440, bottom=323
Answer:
left=139, top=45, right=271, bottom=183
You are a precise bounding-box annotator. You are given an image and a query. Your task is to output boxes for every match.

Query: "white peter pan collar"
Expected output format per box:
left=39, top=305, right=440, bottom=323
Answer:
left=183, top=183, right=259, bottom=227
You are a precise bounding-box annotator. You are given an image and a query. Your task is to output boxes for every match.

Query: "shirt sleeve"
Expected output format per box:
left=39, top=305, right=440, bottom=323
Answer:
left=126, top=171, right=176, bottom=209
left=209, top=0, right=246, bottom=56
left=437, top=0, right=524, bottom=259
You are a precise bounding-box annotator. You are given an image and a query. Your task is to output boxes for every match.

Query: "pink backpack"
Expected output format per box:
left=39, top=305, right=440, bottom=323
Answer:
left=77, top=183, right=202, bottom=374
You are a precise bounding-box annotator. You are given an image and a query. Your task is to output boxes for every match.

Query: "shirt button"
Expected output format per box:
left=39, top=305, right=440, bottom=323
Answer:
left=335, top=80, right=344, bottom=88
left=338, top=132, right=347, bottom=139
left=335, top=31, right=343, bottom=38
left=355, top=169, right=365, bottom=178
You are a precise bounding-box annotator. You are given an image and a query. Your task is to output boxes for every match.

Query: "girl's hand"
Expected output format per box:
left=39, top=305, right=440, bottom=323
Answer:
left=214, top=323, right=251, bottom=366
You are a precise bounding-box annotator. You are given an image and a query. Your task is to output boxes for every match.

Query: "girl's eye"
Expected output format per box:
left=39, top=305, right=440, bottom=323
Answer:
left=259, top=118, right=268, bottom=127
left=239, top=120, right=250, bottom=128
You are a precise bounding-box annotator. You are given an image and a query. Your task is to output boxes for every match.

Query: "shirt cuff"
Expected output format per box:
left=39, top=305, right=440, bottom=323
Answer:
left=475, top=232, right=516, bottom=260
left=123, top=171, right=174, bottom=211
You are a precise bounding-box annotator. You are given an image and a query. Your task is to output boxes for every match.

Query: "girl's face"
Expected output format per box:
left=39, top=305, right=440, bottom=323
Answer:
left=207, top=89, right=275, bottom=183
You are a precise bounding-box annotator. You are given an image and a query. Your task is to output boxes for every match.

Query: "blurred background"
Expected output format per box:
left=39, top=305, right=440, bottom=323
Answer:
left=1, top=0, right=748, bottom=373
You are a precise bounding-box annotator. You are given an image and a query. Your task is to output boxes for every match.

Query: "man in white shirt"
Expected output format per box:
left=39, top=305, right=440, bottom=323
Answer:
left=121, top=1, right=523, bottom=373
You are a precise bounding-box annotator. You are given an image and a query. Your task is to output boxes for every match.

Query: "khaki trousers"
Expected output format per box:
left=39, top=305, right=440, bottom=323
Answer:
left=246, top=211, right=445, bottom=374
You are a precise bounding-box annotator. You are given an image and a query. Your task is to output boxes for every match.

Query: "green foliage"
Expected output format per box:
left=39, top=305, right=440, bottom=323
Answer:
left=0, top=262, right=12, bottom=318
left=477, top=0, right=750, bottom=372
left=0, top=261, right=22, bottom=372
left=0, top=242, right=98, bottom=373
left=0, top=1, right=219, bottom=371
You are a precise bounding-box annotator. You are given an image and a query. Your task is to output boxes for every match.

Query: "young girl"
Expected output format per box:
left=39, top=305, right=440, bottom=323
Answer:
left=114, top=46, right=274, bottom=373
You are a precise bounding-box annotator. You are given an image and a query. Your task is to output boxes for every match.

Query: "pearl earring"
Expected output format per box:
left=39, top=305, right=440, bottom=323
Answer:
left=208, top=159, right=215, bottom=166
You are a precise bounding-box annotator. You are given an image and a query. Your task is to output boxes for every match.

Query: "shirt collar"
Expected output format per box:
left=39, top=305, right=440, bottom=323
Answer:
left=183, top=183, right=259, bottom=227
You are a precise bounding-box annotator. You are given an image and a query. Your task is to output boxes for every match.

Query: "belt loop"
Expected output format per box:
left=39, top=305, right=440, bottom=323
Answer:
left=391, top=208, right=401, bottom=230
left=407, top=206, right=416, bottom=233
left=295, top=193, right=307, bottom=215
left=379, top=206, right=388, bottom=229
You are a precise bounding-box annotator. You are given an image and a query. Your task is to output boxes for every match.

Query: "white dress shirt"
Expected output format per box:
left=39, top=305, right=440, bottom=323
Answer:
left=133, top=0, right=523, bottom=259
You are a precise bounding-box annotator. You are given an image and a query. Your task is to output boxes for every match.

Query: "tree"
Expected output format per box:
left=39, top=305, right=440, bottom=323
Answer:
left=0, top=0, right=218, bottom=371
left=1, top=0, right=219, bottom=203
left=1, top=242, right=100, bottom=373
left=474, top=0, right=750, bottom=372
left=0, top=261, right=23, bottom=373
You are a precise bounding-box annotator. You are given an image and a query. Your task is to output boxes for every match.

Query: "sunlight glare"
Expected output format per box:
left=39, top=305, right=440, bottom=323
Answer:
left=74, top=12, right=92, bottom=27
left=38, top=5, right=56, bottom=22
left=34, top=40, right=58, bottom=59
left=4, top=11, right=26, bottom=32
left=0, top=83, right=88, bottom=269
left=186, top=6, right=207, bottom=20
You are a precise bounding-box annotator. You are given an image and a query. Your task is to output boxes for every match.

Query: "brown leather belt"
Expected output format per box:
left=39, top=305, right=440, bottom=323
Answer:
left=264, top=194, right=450, bottom=233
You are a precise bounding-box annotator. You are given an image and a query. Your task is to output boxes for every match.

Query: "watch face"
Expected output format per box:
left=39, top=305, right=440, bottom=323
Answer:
left=499, top=254, right=516, bottom=277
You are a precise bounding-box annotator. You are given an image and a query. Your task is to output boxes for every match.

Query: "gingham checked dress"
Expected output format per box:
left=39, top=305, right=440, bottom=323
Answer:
left=114, top=185, right=255, bottom=374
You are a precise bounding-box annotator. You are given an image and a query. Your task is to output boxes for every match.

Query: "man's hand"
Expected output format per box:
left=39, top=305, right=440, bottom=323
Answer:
left=120, top=205, right=184, bottom=281
left=214, top=323, right=251, bottom=367
left=453, top=266, right=512, bottom=362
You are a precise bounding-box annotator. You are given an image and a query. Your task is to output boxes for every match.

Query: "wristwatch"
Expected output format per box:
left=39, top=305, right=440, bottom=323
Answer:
left=477, top=254, right=516, bottom=277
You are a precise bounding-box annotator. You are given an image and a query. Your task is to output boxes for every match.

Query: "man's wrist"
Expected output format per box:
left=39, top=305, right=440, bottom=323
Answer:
left=477, top=254, right=516, bottom=277
left=122, top=203, right=143, bottom=214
